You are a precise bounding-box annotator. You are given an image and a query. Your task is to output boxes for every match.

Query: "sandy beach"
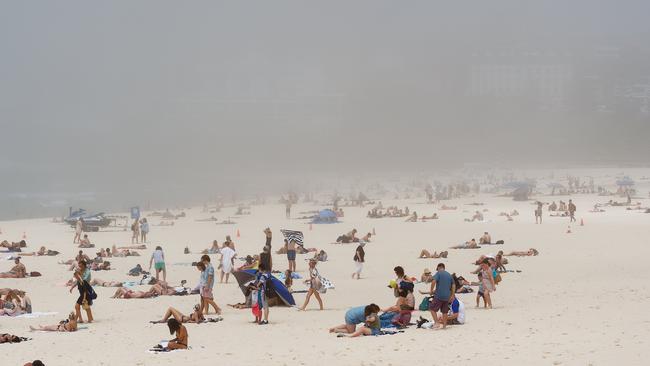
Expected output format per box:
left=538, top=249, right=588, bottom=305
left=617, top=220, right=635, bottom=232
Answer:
left=1, top=168, right=649, bottom=365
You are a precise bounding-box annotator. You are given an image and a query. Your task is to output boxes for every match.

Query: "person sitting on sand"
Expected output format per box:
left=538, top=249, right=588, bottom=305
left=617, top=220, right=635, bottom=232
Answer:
left=405, top=211, right=418, bottom=222
left=313, top=249, right=328, bottom=262
left=78, top=234, right=93, bottom=248
left=548, top=201, right=558, bottom=211
left=237, top=255, right=259, bottom=271
left=450, top=239, right=479, bottom=249
left=468, top=211, right=484, bottom=222
left=479, top=232, right=491, bottom=244
left=418, top=250, right=448, bottom=259
left=329, top=304, right=381, bottom=334
left=420, top=268, right=434, bottom=283
left=0, top=290, right=31, bottom=316
left=201, top=240, right=221, bottom=255
left=0, top=257, right=27, bottom=278
left=86, top=278, right=123, bottom=287
left=151, top=304, right=204, bottom=324
left=504, top=248, right=539, bottom=257
left=30, top=312, right=77, bottom=332
left=165, top=318, right=188, bottom=350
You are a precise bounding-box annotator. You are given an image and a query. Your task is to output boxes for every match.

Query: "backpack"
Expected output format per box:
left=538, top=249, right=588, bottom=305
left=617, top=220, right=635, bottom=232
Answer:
left=419, top=296, right=431, bottom=311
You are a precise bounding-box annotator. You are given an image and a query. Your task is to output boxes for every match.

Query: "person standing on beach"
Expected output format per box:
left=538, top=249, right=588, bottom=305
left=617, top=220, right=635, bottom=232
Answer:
left=285, top=201, right=292, bottom=219
left=131, top=219, right=140, bottom=244
left=284, top=239, right=296, bottom=272
left=568, top=199, right=577, bottom=223
left=149, top=246, right=166, bottom=282
left=535, top=201, right=543, bottom=224
left=140, top=218, right=149, bottom=243
left=299, top=259, right=324, bottom=311
left=219, top=242, right=236, bottom=283
left=352, top=242, right=365, bottom=279
left=200, top=255, right=221, bottom=315
left=420, top=263, right=455, bottom=329
left=68, top=260, right=94, bottom=323
left=74, top=218, right=84, bottom=244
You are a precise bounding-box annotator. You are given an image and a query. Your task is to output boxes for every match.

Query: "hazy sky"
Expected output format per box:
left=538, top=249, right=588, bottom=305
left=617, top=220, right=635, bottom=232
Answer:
left=1, top=1, right=649, bottom=216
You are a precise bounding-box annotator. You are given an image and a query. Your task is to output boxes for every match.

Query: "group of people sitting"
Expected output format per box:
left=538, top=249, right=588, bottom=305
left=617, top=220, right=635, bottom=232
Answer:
left=0, top=240, right=27, bottom=252
left=367, top=206, right=410, bottom=219
left=0, top=288, right=32, bottom=316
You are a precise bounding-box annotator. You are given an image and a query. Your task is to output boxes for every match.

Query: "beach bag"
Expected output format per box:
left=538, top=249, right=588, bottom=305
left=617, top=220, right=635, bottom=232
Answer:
left=496, top=240, right=504, bottom=244
left=419, top=296, right=431, bottom=311
left=494, top=272, right=502, bottom=285
left=29, top=271, right=42, bottom=277
left=87, top=283, right=98, bottom=300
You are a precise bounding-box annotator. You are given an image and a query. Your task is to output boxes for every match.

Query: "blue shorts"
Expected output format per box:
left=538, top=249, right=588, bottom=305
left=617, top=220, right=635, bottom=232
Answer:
left=287, top=250, right=296, bottom=261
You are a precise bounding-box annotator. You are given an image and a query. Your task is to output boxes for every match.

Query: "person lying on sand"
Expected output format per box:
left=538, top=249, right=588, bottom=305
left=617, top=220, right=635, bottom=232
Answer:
left=336, top=229, right=358, bottom=244
left=151, top=305, right=204, bottom=324
left=405, top=212, right=418, bottom=222
left=504, top=248, right=539, bottom=257
left=450, top=239, right=479, bottom=249
left=66, top=278, right=123, bottom=287
left=0, top=240, right=27, bottom=251
left=341, top=312, right=381, bottom=337
left=111, top=245, right=140, bottom=257
left=418, top=250, right=448, bottom=259
left=90, top=261, right=111, bottom=271
left=30, top=312, right=77, bottom=332
left=0, top=333, right=29, bottom=343
left=421, top=213, right=439, bottom=221
left=111, top=287, right=157, bottom=299
left=0, top=258, right=27, bottom=278
left=117, top=245, right=147, bottom=250
left=465, top=211, right=484, bottom=222
left=18, top=246, right=59, bottom=257
left=439, top=205, right=457, bottom=210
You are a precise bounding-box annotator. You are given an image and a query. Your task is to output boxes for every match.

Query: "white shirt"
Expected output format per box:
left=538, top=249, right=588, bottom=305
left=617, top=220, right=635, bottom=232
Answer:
left=453, top=298, right=466, bottom=324
left=220, top=247, right=236, bottom=265
left=152, top=249, right=164, bottom=264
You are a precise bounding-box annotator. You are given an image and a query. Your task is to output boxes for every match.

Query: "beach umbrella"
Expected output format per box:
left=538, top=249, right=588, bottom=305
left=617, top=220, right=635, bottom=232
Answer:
left=233, top=269, right=296, bottom=306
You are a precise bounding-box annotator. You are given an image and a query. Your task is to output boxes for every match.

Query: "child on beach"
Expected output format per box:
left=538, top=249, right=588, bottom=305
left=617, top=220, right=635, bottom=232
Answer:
left=476, top=272, right=486, bottom=308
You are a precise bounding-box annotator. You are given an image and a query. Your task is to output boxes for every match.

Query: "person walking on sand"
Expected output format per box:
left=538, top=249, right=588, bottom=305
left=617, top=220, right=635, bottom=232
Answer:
left=568, top=199, right=577, bottom=223
left=219, top=242, right=236, bottom=283
left=285, top=201, right=292, bottom=219
left=149, top=246, right=166, bottom=282
left=131, top=219, right=140, bottom=244
left=299, top=259, right=324, bottom=311
left=74, top=218, right=84, bottom=244
left=68, top=260, right=94, bottom=323
left=419, top=262, right=454, bottom=329
left=199, top=255, right=221, bottom=314
left=352, top=242, right=365, bottom=279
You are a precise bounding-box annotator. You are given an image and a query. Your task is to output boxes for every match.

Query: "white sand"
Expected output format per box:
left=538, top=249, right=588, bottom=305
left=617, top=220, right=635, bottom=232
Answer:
left=2, top=170, right=650, bottom=365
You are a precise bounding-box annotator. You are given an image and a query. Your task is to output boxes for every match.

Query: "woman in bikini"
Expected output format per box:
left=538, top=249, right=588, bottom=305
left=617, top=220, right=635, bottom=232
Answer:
left=165, top=318, right=188, bottom=350
left=30, top=312, right=77, bottom=332
left=151, top=304, right=204, bottom=324
left=298, top=259, right=324, bottom=311
left=504, top=248, right=539, bottom=256
left=111, top=287, right=157, bottom=299
left=418, top=249, right=448, bottom=258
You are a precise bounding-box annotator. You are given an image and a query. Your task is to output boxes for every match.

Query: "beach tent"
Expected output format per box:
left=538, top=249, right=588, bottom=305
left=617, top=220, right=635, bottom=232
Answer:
left=311, top=209, right=338, bottom=224
left=233, top=270, right=296, bottom=306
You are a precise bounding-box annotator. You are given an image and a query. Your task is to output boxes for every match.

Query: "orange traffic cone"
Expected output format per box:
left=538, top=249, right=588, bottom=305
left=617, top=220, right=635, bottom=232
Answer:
left=566, top=226, right=572, bottom=234
left=236, top=229, right=240, bottom=238
left=580, top=218, right=584, bottom=226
